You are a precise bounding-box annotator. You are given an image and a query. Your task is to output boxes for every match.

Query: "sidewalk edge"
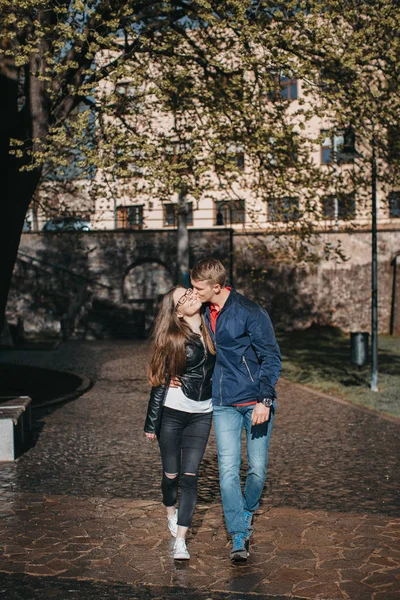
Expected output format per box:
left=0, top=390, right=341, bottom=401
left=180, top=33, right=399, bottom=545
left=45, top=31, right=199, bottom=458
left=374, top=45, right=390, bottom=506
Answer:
left=280, top=377, right=400, bottom=425
left=33, top=374, right=93, bottom=409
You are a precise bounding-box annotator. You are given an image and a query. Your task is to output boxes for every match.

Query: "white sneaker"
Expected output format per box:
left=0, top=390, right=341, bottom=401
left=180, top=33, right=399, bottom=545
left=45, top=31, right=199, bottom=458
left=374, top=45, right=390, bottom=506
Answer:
left=173, top=537, right=190, bottom=560
left=167, top=510, right=178, bottom=537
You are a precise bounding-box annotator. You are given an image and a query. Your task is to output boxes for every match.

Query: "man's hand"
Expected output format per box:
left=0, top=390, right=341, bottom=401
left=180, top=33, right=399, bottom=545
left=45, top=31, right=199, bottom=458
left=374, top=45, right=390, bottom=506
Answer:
left=169, top=376, right=182, bottom=388
left=144, top=432, right=156, bottom=441
left=251, top=403, right=270, bottom=426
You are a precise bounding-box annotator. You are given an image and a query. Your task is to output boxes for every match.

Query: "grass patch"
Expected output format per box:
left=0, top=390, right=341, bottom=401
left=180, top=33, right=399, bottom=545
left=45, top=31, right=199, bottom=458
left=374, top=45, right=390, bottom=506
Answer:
left=277, top=326, right=400, bottom=419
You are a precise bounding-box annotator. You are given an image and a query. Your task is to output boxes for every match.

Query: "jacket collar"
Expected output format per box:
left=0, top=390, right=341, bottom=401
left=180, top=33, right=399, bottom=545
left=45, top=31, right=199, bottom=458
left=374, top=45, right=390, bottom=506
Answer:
left=204, top=287, right=237, bottom=318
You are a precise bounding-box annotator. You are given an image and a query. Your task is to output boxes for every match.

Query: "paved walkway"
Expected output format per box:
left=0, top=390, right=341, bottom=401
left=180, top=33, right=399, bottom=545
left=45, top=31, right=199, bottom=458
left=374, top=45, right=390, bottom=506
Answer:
left=0, top=341, right=399, bottom=600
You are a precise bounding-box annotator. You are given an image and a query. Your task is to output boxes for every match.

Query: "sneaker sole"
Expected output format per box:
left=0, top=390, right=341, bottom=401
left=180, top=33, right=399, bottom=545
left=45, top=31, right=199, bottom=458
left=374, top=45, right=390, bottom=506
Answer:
left=231, top=539, right=250, bottom=562
left=174, top=553, right=190, bottom=560
left=230, top=550, right=249, bottom=562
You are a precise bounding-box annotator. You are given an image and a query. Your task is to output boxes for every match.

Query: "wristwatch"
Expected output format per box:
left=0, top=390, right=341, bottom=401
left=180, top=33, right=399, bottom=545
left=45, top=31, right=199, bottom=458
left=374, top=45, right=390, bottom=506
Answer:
left=257, top=397, right=274, bottom=408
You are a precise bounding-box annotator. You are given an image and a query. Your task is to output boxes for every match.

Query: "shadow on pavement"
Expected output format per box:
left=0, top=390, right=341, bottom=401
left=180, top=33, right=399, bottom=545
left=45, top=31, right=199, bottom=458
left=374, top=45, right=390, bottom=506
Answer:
left=0, top=364, right=91, bottom=408
left=0, top=573, right=306, bottom=600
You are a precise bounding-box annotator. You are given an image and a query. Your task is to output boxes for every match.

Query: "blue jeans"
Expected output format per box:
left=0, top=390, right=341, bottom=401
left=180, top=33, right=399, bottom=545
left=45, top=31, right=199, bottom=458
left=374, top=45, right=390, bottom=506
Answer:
left=213, top=403, right=275, bottom=536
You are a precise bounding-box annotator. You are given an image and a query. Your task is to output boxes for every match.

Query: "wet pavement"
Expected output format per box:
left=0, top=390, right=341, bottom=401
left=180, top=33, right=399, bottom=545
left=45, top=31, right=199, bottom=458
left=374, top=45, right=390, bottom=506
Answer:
left=0, top=340, right=399, bottom=600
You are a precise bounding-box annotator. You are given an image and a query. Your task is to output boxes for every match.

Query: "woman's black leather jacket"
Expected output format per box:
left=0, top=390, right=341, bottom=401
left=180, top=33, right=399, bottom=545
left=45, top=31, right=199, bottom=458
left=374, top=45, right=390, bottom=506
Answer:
left=144, top=335, right=215, bottom=435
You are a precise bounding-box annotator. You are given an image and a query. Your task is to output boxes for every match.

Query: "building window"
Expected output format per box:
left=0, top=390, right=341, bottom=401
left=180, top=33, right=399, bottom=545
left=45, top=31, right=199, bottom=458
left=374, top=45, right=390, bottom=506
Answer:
left=267, top=197, right=300, bottom=222
left=215, top=200, right=245, bottom=225
left=164, top=203, right=176, bottom=227
left=115, top=145, right=145, bottom=177
left=321, top=131, right=333, bottom=164
left=264, top=135, right=299, bottom=167
left=268, top=75, right=298, bottom=101
left=321, top=129, right=356, bottom=165
left=321, top=194, right=356, bottom=220
left=387, top=126, right=400, bottom=164
left=164, top=141, right=193, bottom=175
left=215, top=151, right=245, bottom=173
left=337, top=130, right=356, bottom=164
left=388, top=192, right=400, bottom=218
left=234, top=152, right=245, bottom=169
left=280, top=76, right=298, bottom=100
left=163, top=203, right=193, bottom=227
left=116, top=205, right=144, bottom=229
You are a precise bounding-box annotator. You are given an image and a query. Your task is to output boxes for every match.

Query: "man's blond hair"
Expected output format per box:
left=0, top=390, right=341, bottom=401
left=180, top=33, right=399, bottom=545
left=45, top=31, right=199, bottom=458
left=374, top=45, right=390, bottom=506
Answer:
left=191, top=258, right=226, bottom=286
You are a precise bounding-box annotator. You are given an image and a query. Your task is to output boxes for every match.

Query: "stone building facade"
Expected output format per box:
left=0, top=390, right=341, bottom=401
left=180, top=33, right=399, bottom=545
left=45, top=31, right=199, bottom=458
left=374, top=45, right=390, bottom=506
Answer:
left=27, top=76, right=400, bottom=235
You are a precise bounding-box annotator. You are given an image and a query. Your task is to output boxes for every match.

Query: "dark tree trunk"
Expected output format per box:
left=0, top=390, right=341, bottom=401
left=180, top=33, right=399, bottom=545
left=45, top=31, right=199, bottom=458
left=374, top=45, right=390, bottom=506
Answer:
left=177, top=190, right=190, bottom=286
left=0, top=159, right=40, bottom=333
left=0, top=71, right=41, bottom=333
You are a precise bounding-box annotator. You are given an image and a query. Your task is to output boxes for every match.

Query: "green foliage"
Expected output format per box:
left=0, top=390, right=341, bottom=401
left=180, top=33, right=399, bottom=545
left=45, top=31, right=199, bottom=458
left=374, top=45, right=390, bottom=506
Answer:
left=1, top=0, right=400, bottom=262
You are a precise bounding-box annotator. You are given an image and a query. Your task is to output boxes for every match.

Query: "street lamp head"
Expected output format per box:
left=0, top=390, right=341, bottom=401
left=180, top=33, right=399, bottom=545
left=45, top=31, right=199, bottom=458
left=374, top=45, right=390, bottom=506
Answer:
left=340, top=129, right=361, bottom=159
left=216, top=211, right=224, bottom=226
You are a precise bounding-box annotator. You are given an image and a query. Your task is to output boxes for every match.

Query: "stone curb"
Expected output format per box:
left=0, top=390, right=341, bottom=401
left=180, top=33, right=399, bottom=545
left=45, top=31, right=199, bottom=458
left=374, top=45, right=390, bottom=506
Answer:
left=281, top=377, right=400, bottom=425
left=32, top=372, right=93, bottom=409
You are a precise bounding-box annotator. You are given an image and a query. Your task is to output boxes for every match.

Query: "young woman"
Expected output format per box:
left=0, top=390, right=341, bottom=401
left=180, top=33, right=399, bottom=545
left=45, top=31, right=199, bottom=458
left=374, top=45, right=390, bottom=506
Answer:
left=144, top=286, right=215, bottom=560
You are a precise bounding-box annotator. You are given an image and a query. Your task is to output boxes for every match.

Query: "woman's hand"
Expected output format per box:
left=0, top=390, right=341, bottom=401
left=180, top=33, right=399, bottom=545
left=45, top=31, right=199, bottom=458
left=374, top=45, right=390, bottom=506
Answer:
left=144, top=432, right=156, bottom=441
left=169, top=376, right=182, bottom=388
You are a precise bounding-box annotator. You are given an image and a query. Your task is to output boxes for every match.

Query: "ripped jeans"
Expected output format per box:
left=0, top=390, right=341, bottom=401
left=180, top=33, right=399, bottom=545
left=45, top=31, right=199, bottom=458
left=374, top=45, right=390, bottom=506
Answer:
left=158, top=406, right=212, bottom=527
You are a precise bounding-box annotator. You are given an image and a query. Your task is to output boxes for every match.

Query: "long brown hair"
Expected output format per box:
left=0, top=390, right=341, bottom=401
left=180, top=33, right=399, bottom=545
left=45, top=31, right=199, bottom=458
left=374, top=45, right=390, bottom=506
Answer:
left=148, top=286, right=215, bottom=386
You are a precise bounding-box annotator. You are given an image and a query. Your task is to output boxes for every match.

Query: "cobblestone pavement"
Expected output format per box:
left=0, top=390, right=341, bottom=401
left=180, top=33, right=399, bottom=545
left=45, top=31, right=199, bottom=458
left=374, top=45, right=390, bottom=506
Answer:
left=0, top=340, right=399, bottom=600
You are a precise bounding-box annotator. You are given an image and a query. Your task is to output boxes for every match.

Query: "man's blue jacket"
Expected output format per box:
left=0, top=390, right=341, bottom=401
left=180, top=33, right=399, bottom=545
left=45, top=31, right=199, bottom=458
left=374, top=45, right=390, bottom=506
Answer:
left=203, top=288, right=282, bottom=406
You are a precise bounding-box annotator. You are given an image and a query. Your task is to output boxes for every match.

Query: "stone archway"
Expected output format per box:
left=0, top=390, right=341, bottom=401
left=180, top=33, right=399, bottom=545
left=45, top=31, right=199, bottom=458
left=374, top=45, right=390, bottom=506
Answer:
left=123, top=261, right=174, bottom=333
left=123, top=261, right=174, bottom=302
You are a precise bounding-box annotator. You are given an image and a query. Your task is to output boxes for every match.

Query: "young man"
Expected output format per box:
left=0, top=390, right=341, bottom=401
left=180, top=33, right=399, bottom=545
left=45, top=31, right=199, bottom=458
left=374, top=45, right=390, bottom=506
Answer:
left=191, top=258, right=281, bottom=562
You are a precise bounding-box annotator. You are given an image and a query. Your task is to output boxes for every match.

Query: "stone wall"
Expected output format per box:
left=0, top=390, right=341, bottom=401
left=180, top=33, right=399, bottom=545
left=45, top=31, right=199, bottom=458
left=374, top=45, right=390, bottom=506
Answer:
left=234, top=229, right=400, bottom=335
left=7, top=230, right=232, bottom=339
left=6, top=228, right=400, bottom=338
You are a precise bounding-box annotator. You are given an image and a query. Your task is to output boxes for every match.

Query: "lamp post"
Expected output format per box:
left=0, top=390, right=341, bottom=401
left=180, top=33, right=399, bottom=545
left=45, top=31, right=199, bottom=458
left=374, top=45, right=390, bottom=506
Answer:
left=332, top=134, right=340, bottom=232
left=370, top=132, right=378, bottom=391
left=216, top=202, right=234, bottom=286
left=341, top=128, right=378, bottom=392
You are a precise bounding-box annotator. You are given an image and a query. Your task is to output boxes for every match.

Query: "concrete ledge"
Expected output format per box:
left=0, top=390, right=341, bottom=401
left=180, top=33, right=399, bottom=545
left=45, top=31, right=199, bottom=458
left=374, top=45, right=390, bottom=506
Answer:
left=0, top=396, right=32, bottom=461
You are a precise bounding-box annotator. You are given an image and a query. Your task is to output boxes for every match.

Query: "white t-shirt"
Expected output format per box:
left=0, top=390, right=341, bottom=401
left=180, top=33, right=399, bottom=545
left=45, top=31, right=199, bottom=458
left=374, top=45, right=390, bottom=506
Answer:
left=164, top=385, right=213, bottom=413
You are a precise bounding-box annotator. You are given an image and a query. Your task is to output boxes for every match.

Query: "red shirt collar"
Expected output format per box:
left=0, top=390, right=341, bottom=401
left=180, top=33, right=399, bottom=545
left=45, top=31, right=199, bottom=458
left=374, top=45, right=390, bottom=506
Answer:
left=209, top=287, right=231, bottom=332
left=210, top=286, right=231, bottom=312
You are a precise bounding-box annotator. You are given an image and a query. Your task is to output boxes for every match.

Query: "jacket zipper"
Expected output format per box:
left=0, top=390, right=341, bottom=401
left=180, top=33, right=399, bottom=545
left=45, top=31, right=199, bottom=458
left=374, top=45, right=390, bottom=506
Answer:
left=208, top=309, right=222, bottom=405
left=219, top=366, right=223, bottom=405
left=198, top=337, right=206, bottom=400
left=242, top=356, right=254, bottom=382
